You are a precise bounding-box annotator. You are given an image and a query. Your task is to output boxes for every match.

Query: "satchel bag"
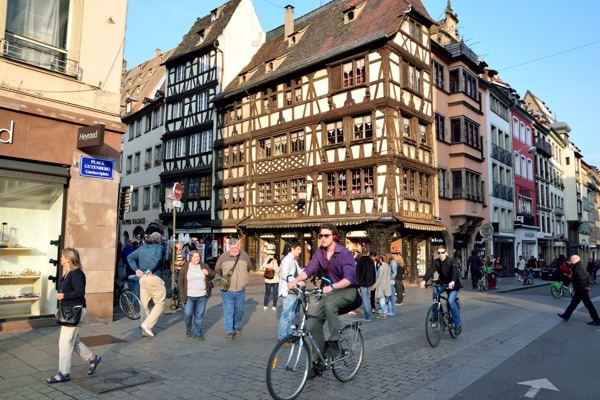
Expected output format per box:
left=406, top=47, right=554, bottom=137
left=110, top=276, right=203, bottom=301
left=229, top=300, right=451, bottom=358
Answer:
left=219, top=254, right=240, bottom=291
left=56, top=301, right=83, bottom=327
left=263, top=267, right=275, bottom=279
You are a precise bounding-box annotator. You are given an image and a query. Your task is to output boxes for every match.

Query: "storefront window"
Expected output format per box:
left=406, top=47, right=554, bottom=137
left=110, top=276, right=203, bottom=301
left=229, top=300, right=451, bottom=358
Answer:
left=0, top=175, right=65, bottom=318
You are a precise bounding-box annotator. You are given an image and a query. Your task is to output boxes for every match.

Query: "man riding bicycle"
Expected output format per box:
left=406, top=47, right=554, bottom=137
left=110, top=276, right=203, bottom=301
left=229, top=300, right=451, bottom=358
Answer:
left=287, top=223, right=359, bottom=360
left=420, top=245, right=462, bottom=330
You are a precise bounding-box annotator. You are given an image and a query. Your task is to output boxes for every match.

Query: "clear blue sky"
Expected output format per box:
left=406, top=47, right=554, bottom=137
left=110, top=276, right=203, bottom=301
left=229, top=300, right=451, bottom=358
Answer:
left=124, top=0, right=600, bottom=167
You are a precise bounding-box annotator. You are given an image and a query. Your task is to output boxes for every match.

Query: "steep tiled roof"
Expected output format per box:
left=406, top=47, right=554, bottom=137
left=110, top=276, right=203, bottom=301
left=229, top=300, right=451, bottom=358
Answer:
left=164, top=0, right=242, bottom=66
left=223, top=0, right=431, bottom=97
left=120, top=48, right=175, bottom=117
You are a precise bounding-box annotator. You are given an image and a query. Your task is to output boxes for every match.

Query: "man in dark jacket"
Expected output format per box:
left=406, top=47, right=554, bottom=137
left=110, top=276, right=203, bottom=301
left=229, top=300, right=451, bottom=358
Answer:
left=420, top=245, right=462, bottom=328
left=558, top=254, right=600, bottom=325
left=356, top=247, right=376, bottom=321
left=467, top=250, right=483, bottom=289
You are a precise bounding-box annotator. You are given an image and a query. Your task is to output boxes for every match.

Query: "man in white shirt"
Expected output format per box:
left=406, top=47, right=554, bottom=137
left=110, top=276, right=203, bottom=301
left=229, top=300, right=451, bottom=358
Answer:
left=277, top=240, right=303, bottom=340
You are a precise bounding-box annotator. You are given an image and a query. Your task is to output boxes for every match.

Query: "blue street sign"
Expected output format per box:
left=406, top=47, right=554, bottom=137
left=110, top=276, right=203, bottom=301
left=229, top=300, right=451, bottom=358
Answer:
left=80, top=156, right=114, bottom=180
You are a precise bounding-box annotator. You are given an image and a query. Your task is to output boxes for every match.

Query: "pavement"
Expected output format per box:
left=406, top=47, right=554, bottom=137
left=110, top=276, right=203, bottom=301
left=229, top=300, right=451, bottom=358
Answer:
left=0, top=272, right=554, bottom=400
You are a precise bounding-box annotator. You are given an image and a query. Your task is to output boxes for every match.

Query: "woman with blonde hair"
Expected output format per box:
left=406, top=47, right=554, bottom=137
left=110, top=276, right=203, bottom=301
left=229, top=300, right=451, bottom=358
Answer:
left=47, top=248, right=101, bottom=383
left=373, top=254, right=392, bottom=318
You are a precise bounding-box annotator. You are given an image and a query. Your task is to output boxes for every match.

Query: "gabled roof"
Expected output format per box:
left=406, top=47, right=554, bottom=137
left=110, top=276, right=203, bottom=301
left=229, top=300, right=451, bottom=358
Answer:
left=120, top=48, right=175, bottom=117
left=222, top=0, right=431, bottom=99
left=164, top=0, right=242, bottom=66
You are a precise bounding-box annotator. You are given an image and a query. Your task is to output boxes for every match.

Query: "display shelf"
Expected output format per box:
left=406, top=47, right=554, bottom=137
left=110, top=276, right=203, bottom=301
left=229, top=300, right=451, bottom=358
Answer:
left=0, top=275, right=41, bottom=316
left=0, top=297, right=39, bottom=303
left=0, top=276, right=40, bottom=280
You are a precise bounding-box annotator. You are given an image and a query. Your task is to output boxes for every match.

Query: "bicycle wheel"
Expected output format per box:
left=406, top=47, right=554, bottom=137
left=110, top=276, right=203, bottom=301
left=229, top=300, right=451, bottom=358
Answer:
left=550, top=284, right=562, bottom=299
left=425, top=305, right=442, bottom=347
left=332, top=324, right=364, bottom=382
left=119, top=289, right=141, bottom=319
left=266, top=335, right=311, bottom=400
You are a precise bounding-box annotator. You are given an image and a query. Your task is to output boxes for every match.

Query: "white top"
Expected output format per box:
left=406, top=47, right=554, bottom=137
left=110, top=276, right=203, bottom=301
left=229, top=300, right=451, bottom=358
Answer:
left=187, top=263, right=207, bottom=297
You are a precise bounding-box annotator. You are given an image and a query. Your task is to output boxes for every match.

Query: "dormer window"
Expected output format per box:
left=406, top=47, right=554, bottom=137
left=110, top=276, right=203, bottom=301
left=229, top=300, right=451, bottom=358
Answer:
left=197, top=30, right=205, bottom=45
left=268, top=62, right=274, bottom=72
left=211, top=9, right=219, bottom=22
left=239, top=74, right=247, bottom=84
left=345, top=10, right=355, bottom=22
left=343, top=3, right=365, bottom=24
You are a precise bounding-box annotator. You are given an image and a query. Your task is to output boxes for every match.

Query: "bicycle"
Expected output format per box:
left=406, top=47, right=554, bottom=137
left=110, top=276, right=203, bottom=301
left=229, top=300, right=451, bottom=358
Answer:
left=550, top=281, right=574, bottom=299
left=516, top=270, right=524, bottom=284
left=478, top=272, right=489, bottom=291
left=523, top=267, right=534, bottom=285
left=266, top=284, right=364, bottom=400
left=113, top=280, right=141, bottom=319
left=425, top=282, right=461, bottom=347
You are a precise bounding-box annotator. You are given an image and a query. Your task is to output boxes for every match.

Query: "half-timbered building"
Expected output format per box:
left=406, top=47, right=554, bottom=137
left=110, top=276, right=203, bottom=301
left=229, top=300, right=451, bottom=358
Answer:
left=214, top=0, right=443, bottom=280
left=160, top=0, right=264, bottom=252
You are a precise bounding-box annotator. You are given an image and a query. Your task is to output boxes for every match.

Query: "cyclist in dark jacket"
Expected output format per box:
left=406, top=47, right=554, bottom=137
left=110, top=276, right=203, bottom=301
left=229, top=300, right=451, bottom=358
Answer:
left=420, top=245, right=461, bottom=328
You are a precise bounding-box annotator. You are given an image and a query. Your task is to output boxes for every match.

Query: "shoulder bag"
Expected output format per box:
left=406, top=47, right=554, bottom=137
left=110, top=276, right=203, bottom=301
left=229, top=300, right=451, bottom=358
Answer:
left=220, top=254, right=240, bottom=291
left=263, top=267, right=275, bottom=279
left=56, top=300, right=83, bottom=327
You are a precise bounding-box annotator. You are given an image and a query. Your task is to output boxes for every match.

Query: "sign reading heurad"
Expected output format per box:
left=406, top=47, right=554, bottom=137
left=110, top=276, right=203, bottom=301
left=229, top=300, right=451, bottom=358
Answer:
left=80, top=156, right=114, bottom=180
left=173, top=182, right=183, bottom=200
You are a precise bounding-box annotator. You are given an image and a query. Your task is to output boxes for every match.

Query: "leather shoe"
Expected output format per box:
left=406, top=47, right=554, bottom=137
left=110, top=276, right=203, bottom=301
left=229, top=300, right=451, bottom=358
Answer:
left=587, top=320, right=600, bottom=326
left=557, top=313, right=568, bottom=321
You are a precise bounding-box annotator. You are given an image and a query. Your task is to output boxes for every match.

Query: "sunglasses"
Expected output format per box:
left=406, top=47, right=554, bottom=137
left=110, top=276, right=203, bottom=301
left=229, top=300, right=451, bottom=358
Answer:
left=437, top=251, right=446, bottom=254
left=318, top=234, right=332, bottom=239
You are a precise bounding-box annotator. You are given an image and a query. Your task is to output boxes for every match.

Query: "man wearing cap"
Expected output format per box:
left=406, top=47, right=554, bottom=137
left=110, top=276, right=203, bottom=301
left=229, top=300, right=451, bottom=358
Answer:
left=128, top=232, right=166, bottom=337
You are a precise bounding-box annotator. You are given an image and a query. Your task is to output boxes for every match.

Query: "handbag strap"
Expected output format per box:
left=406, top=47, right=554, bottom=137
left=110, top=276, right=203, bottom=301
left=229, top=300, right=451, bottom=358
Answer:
left=229, top=254, right=241, bottom=275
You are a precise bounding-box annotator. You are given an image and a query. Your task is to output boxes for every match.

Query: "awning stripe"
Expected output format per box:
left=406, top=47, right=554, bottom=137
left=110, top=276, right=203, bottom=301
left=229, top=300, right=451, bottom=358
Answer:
left=403, top=222, right=446, bottom=232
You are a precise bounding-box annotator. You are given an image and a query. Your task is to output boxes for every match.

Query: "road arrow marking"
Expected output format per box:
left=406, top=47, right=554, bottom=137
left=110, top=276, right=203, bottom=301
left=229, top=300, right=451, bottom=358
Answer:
left=517, top=378, right=559, bottom=398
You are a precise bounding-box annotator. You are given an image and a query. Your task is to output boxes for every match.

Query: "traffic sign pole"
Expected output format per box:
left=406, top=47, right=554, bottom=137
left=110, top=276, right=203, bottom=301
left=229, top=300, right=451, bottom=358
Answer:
left=170, top=182, right=182, bottom=300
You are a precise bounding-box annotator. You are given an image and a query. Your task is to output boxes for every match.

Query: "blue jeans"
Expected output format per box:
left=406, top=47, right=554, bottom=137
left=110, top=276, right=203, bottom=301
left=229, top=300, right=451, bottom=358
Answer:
left=278, top=294, right=299, bottom=340
left=360, top=287, right=372, bottom=320
left=221, top=289, right=246, bottom=335
left=183, top=296, right=208, bottom=337
left=264, top=283, right=279, bottom=307
left=387, top=283, right=396, bottom=316
left=433, top=286, right=461, bottom=327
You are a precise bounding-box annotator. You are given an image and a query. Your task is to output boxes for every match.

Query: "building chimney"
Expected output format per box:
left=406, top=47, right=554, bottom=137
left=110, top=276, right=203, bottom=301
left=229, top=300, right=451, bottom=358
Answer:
left=154, top=48, right=161, bottom=58
left=285, top=5, right=294, bottom=40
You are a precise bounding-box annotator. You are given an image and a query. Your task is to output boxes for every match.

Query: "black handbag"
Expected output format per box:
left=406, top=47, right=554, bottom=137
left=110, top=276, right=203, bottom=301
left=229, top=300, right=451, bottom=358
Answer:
left=56, top=301, right=83, bottom=327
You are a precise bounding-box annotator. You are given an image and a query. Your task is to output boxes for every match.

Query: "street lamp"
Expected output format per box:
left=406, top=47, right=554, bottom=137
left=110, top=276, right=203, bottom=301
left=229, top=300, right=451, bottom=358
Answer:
left=514, top=144, right=537, bottom=155
left=296, top=190, right=307, bottom=211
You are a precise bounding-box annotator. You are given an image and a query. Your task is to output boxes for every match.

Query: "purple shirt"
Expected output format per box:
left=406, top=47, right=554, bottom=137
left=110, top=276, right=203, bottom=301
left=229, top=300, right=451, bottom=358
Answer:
left=303, top=243, right=359, bottom=287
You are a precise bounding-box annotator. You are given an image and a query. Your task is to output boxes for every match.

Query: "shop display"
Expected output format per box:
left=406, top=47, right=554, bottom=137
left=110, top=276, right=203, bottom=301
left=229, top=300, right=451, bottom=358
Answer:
left=0, top=222, right=6, bottom=248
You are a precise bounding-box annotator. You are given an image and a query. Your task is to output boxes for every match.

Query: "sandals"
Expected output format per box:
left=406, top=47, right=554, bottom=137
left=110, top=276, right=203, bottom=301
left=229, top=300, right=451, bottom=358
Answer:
left=88, top=355, right=101, bottom=375
left=46, top=371, right=70, bottom=384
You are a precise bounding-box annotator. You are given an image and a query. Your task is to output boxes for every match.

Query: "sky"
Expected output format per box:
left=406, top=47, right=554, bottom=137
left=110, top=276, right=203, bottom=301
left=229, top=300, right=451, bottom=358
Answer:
left=124, top=0, right=600, bottom=167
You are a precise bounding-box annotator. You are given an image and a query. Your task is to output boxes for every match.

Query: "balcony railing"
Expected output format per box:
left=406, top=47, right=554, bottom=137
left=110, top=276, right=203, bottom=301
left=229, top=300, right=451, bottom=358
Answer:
left=491, top=143, right=512, bottom=166
left=535, top=138, right=552, bottom=157
left=444, top=41, right=479, bottom=65
left=1, top=35, right=79, bottom=78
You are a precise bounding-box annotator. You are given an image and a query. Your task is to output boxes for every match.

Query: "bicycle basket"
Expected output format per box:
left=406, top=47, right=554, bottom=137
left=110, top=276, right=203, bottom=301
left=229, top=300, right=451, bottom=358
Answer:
left=550, top=281, right=561, bottom=289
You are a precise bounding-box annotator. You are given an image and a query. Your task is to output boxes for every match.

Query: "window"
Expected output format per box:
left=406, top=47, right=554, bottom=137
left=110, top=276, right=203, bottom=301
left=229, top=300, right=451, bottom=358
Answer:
left=418, top=123, right=428, bottom=145
left=152, top=107, right=162, bottom=128
left=143, top=187, right=150, bottom=210
left=200, top=130, right=212, bottom=153
left=131, top=189, right=139, bottom=211
left=435, top=113, right=446, bottom=141
left=175, top=65, right=185, bottom=82
left=452, top=170, right=481, bottom=200
left=188, top=177, right=199, bottom=198
left=438, top=169, right=450, bottom=198
left=326, top=171, right=347, bottom=197
left=408, top=19, right=421, bottom=43
left=273, top=181, right=287, bottom=203
left=170, top=102, right=181, bottom=119
left=450, top=117, right=481, bottom=149
left=290, top=178, right=305, bottom=200
left=199, top=53, right=210, bottom=73
left=353, top=115, right=372, bottom=140
left=135, top=120, right=141, bottom=137
left=291, top=131, right=305, bottom=153
left=199, top=175, right=211, bottom=198
left=126, top=155, right=132, bottom=174
left=342, top=58, right=366, bottom=88
left=406, top=64, right=421, bottom=93
left=402, top=116, right=413, bottom=140
left=449, top=68, right=478, bottom=100
left=258, top=138, right=271, bottom=159
left=326, top=121, right=344, bottom=145
left=152, top=185, right=160, bottom=208
left=144, top=148, right=152, bottom=169
left=350, top=168, right=374, bottom=194
left=165, top=140, right=175, bottom=160
left=175, top=137, right=186, bottom=158
left=133, top=152, right=140, bottom=172
left=190, top=133, right=200, bottom=155
left=274, top=134, right=287, bottom=156
left=197, top=91, right=208, bottom=111
left=512, top=117, right=519, bottom=138
left=5, top=0, right=72, bottom=75
left=259, top=183, right=272, bottom=204
left=433, top=61, right=444, bottom=88
left=145, top=115, right=152, bottom=132
left=128, top=125, right=134, bottom=141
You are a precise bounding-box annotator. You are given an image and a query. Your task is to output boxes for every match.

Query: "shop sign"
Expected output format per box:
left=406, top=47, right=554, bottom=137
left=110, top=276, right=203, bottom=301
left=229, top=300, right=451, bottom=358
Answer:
left=0, top=120, right=14, bottom=144
left=77, top=124, right=105, bottom=148
left=80, top=156, right=114, bottom=179
left=259, top=212, right=299, bottom=220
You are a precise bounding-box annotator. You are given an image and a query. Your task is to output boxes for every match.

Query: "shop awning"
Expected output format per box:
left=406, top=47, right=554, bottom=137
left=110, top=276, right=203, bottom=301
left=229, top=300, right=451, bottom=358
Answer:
left=243, top=217, right=375, bottom=230
left=402, top=222, right=446, bottom=231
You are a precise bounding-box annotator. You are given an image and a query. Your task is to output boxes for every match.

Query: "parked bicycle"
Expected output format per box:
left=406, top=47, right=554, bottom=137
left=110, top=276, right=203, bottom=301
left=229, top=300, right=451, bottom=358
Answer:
left=425, top=282, right=461, bottom=347
left=266, top=284, right=364, bottom=400
left=523, top=267, right=534, bottom=285
left=478, top=270, right=489, bottom=291
left=113, top=279, right=141, bottom=319
left=550, top=281, right=574, bottom=299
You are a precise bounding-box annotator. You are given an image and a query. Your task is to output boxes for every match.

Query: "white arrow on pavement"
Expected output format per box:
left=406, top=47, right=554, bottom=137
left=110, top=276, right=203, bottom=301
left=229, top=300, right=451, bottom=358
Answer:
left=517, top=378, right=559, bottom=398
